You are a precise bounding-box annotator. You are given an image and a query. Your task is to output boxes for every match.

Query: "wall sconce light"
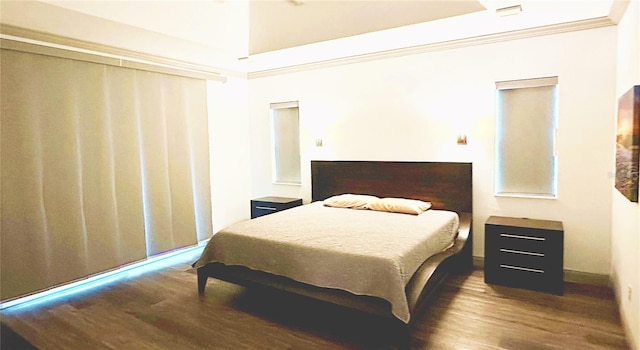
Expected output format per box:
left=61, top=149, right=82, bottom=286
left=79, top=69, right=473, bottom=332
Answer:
left=457, top=134, right=468, bottom=145
left=315, top=138, right=323, bottom=147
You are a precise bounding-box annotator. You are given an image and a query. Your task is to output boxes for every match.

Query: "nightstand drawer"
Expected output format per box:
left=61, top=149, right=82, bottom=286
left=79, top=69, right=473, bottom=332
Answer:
left=252, top=206, right=279, bottom=217
left=496, top=249, right=547, bottom=271
left=489, top=265, right=552, bottom=293
left=496, top=231, right=548, bottom=253
left=251, top=197, right=302, bottom=219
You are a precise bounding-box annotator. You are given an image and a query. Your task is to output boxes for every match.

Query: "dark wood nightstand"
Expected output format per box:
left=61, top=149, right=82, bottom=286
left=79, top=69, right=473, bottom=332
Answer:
left=485, top=216, right=564, bottom=295
left=250, top=197, right=303, bottom=219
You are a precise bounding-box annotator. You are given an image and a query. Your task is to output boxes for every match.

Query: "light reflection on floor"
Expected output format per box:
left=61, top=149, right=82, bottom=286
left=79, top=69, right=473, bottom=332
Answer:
left=0, top=244, right=204, bottom=312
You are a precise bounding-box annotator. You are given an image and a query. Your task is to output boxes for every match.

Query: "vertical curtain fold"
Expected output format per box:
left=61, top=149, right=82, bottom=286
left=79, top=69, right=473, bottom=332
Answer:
left=1, top=49, right=212, bottom=301
left=184, top=79, right=212, bottom=243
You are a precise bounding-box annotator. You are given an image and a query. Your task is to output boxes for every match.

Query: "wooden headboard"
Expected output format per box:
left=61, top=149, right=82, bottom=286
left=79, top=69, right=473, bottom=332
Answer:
left=311, top=161, right=472, bottom=213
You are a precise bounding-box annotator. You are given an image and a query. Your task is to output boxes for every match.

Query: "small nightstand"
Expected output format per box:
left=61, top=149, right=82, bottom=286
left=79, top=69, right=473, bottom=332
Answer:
left=485, top=216, right=564, bottom=295
left=250, top=196, right=303, bottom=219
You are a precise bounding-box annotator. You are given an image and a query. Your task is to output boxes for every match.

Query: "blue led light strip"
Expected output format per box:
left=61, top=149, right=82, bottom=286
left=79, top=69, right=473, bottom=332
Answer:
left=0, top=243, right=205, bottom=311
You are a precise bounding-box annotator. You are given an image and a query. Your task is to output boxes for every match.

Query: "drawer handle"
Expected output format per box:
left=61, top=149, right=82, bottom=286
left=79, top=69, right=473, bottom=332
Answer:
left=500, top=248, right=544, bottom=257
left=500, top=233, right=545, bottom=241
left=255, top=206, right=277, bottom=211
left=500, top=264, right=544, bottom=273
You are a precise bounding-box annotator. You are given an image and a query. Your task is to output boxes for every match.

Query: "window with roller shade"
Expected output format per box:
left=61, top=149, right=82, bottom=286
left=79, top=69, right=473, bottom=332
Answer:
left=270, top=101, right=301, bottom=185
left=495, top=77, right=559, bottom=198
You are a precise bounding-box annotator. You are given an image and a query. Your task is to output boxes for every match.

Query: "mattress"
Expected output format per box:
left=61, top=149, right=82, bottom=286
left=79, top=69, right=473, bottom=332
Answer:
left=194, top=201, right=460, bottom=323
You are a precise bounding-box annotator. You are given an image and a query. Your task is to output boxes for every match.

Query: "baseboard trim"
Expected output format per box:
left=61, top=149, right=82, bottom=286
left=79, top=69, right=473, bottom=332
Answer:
left=472, top=257, right=610, bottom=287
left=472, top=256, right=484, bottom=269
left=564, top=269, right=611, bottom=287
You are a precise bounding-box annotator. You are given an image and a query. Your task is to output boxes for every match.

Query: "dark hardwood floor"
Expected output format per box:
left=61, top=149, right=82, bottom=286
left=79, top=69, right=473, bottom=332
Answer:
left=0, top=253, right=629, bottom=349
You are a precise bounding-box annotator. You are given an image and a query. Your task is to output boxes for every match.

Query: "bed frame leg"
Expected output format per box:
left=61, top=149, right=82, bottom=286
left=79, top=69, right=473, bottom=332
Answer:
left=197, top=268, right=208, bottom=296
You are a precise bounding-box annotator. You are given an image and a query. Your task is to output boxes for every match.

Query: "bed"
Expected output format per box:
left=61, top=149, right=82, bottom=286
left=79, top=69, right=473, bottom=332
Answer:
left=195, top=161, right=472, bottom=325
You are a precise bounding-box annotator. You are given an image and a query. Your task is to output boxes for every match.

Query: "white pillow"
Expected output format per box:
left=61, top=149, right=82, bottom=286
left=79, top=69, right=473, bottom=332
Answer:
left=368, top=197, right=432, bottom=215
left=323, top=194, right=379, bottom=209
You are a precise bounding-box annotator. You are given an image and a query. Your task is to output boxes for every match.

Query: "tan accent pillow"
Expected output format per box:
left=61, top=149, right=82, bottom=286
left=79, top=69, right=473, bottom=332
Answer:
left=323, top=194, right=379, bottom=209
left=368, top=197, right=432, bottom=215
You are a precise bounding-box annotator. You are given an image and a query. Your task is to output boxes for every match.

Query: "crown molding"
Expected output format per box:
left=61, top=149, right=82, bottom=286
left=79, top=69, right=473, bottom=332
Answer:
left=0, top=24, right=246, bottom=80
left=607, top=0, right=631, bottom=24
left=248, top=16, right=616, bottom=79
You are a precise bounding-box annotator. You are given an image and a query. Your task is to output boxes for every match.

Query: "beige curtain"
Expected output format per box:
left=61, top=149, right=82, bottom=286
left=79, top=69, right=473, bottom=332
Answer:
left=1, top=49, right=212, bottom=301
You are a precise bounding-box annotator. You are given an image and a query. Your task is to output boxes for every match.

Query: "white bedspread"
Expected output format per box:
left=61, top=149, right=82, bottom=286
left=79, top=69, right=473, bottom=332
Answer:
left=194, top=202, right=459, bottom=323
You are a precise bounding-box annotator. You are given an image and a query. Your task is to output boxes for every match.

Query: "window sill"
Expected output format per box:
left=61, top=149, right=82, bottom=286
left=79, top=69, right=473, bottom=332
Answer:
left=273, top=181, right=302, bottom=186
left=495, top=193, right=558, bottom=200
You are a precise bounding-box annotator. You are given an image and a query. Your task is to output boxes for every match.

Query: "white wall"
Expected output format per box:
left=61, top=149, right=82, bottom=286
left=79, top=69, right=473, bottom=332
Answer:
left=248, top=26, right=617, bottom=274
left=612, top=1, right=640, bottom=348
left=208, top=77, right=253, bottom=233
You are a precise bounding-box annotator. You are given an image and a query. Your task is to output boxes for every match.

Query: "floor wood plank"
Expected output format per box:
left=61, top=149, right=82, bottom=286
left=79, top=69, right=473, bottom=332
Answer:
left=1, top=256, right=629, bottom=349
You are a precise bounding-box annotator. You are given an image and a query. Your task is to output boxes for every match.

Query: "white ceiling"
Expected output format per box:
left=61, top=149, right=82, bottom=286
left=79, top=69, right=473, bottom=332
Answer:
left=247, top=0, right=486, bottom=54
left=7, top=0, right=620, bottom=73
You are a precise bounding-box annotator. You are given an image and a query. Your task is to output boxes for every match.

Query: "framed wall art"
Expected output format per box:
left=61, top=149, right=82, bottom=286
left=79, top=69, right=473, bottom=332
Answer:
left=615, top=85, right=640, bottom=203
